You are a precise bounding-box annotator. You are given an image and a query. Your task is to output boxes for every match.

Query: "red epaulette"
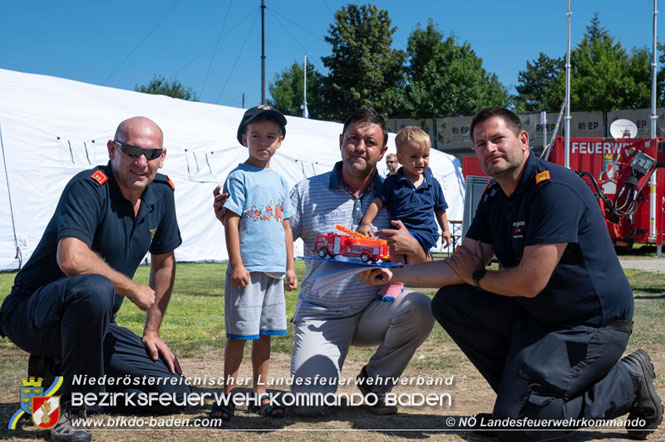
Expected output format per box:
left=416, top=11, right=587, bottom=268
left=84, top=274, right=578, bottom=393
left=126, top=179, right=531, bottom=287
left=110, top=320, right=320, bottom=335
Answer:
left=90, top=170, right=108, bottom=186
left=482, top=179, right=495, bottom=195
left=166, top=176, right=175, bottom=191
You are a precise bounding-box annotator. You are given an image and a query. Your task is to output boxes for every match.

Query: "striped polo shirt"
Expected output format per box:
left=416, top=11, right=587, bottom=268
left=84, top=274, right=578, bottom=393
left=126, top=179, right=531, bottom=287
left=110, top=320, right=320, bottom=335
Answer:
left=290, top=162, right=390, bottom=321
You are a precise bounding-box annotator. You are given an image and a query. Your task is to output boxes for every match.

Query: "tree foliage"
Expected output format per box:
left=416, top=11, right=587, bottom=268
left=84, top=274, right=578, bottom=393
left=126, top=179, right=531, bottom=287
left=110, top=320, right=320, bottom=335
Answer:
left=513, top=53, right=564, bottom=112
left=515, top=14, right=659, bottom=112
left=569, top=15, right=644, bottom=111
left=658, top=42, right=665, bottom=105
left=402, top=20, right=508, bottom=118
left=269, top=8, right=662, bottom=120
left=624, top=46, right=655, bottom=108
left=135, top=75, right=199, bottom=101
left=268, top=61, right=324, bottom=119
left=321, top=4, right=406, bottom=121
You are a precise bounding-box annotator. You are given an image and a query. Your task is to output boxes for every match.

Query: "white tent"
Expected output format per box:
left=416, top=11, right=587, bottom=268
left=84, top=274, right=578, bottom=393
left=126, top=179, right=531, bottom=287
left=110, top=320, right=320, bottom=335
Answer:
left=0, top=68, right=465, bottom=271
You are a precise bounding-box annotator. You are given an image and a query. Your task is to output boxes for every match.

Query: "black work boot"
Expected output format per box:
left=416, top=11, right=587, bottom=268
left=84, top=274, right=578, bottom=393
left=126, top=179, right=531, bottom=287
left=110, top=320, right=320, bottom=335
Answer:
left=356, top=366, right=398, bottom=415
left=621, top=350, right=663, bottom=439
left=28, top=354, right=61, bottom=390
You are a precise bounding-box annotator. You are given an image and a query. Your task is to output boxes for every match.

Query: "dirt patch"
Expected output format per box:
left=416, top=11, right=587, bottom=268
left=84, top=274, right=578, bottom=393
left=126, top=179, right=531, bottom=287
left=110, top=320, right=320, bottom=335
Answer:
left=620, top=258, right=665, bottom=275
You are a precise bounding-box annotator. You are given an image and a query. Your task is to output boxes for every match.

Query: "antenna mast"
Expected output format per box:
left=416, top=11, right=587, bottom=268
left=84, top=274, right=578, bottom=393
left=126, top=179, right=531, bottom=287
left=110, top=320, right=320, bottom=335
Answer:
left=564, top=0, right=572, bottom=169
left=261, top=0, right=266, bottom=105
left=302, top=55, right=310, bottom=118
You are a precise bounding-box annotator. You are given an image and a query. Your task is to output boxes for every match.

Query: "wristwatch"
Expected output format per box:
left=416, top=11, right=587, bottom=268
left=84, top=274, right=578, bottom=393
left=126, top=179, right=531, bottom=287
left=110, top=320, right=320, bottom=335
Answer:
left=472, top=268, right=487, bottom=289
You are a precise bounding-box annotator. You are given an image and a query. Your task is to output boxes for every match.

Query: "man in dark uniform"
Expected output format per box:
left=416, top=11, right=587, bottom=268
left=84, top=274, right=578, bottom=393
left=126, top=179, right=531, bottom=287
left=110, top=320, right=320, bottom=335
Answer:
left=362, top=107, right=663, bottom=440
left=0, top=116, right=190, bottom=442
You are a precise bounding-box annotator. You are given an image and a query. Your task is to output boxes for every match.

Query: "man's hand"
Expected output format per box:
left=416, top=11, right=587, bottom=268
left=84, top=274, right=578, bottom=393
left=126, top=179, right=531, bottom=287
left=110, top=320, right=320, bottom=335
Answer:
left=441, top=231, right=452, bottom=248
left=285, top=269, right=298, bottom=291
left=446, top=241, right=484, bottom=285
left=361, top=267, right=393, bottom=286
left=128, top=283, right=156, bottom=311
left=376, top=220, right=425, bottom=262
left=231, top=264, right=250, bottom=288
left=213, top=185, right=230, bottom=223
left=142, top=331, right=182, bottom=375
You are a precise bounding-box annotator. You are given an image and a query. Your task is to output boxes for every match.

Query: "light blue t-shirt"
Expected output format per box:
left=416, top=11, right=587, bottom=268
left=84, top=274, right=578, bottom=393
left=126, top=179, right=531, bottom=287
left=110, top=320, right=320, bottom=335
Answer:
left=223, top=163, right=293, bottom=273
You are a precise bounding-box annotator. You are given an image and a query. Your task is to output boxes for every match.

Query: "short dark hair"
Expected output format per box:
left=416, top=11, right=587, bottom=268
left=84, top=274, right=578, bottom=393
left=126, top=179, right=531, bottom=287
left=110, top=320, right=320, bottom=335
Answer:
left=342, top=108, right=388, bottom=147
left=470, top=107, right=522, bottom=142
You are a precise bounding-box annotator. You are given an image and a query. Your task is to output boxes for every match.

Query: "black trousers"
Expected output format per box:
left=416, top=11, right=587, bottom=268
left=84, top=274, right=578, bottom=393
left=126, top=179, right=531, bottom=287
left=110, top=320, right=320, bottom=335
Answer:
left=432, top=284, right=636, bottom=441
left=1, top=274, right=191, bottom=413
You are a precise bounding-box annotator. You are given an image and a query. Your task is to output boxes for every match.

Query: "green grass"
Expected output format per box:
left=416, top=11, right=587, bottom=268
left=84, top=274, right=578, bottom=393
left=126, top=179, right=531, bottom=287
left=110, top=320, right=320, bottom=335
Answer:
left=1, top=262, right=664, bottom=359
left=121, top=261, right=301, bottom=357
left=625, top=269, right=665, bottom=347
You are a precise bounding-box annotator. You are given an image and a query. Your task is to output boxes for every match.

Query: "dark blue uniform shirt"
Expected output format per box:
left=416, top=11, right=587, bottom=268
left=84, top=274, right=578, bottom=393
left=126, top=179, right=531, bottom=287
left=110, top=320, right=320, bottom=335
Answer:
left=378, top=167, right=448, bottom=250
left=466, top=153, right=633, bottom=327
left=5, top=162, right=181, bottom=315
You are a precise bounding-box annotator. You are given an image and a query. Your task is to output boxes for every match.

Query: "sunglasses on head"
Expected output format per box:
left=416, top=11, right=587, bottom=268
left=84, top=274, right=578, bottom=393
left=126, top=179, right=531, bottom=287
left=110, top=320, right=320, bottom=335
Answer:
left=114, top=141, right=163, bottom=160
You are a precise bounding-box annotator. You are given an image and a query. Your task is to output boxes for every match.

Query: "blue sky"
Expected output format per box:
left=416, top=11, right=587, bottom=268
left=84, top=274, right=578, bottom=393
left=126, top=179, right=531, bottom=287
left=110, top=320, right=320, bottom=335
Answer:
left=1, top=1, right=661, bottom=109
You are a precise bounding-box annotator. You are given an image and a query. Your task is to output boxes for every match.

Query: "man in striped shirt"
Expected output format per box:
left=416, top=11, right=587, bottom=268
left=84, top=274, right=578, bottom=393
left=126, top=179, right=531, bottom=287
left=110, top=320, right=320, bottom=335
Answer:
left=287, top=108, right=434, bottom=416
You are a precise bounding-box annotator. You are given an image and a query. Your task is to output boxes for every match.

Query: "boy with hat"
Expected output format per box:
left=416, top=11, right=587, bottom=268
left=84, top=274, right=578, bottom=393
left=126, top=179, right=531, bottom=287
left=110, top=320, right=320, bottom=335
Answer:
left=213, top=105, right=297, bottom=420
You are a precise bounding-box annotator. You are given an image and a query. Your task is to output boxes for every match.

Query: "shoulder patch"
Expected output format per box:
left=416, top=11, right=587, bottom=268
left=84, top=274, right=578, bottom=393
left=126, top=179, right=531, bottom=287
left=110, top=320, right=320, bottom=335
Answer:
left=535, top=170, right=551, bottom=185
left=90, top=170, right=108, bottom=186
left=482, top=179, right=497, bottom=195
left=166, top=176, right=175, bottom=191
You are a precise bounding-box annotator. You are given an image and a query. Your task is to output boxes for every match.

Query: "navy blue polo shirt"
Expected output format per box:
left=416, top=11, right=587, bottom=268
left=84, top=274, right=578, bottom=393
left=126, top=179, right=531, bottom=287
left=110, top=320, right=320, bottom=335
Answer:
left=378, top=167, right=448, bottom=250
left=466, top=153, right=633, bottom=327
left=8, top=162, right=181, bottom=314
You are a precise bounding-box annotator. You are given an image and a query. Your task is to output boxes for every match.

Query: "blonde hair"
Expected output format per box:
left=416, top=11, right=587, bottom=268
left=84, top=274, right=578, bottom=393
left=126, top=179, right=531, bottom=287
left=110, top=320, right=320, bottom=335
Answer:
left=395, top=126, right=431, bottom=153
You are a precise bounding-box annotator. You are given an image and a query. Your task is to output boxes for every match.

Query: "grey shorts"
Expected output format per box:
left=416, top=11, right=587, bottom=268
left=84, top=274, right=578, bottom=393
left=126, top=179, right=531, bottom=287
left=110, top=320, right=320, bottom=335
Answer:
left=224, top=272, right=287, bottom=340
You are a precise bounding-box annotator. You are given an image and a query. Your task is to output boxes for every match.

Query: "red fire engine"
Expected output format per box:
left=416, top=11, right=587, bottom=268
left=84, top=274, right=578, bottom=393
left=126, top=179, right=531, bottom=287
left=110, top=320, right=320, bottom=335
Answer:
left=463, top=136, right=665, bottom=249
left=313, top=225, right=391, bottom=262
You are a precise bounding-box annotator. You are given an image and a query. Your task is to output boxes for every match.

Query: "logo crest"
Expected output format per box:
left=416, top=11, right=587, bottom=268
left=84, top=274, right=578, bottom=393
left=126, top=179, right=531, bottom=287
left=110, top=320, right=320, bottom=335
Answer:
left=600, top=154, right=617, bottom=181
left=31, top=396, right=60, bottom=429
left=20, top=377, right=43, bottom=414
left=512, top=221, right=526, bottom=239
left=9, top=376, right=63, bottom=430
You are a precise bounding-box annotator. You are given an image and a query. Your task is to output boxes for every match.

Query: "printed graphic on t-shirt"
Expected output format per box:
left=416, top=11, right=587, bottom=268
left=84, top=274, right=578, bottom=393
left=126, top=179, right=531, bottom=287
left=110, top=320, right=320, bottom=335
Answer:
left=245, top=200, right=284, bottom=223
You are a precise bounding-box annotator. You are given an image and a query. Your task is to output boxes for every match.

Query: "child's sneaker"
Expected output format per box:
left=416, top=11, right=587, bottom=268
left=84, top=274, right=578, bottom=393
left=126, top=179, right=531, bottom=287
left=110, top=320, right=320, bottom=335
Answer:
left=376, top=282, right=404, bottom=302
left=51, top=399, right=91, bottom=442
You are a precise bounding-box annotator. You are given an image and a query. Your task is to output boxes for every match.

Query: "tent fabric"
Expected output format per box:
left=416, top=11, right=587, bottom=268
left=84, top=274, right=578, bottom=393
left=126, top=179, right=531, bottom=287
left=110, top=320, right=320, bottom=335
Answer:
left=0, top=68, right=465, bottom=271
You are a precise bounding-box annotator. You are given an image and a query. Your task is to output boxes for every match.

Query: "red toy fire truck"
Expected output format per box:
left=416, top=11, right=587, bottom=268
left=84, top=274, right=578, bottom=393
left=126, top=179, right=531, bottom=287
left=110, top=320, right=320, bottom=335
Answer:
left=313, top=225, right=391, bottom=262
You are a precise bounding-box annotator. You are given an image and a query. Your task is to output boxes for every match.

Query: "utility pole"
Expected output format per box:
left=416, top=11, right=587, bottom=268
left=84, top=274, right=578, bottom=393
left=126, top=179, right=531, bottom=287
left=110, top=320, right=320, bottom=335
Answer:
left=261, top=0, right=266, bottom=105
left=564, top=0, right=572, bottom=169
left=650, top=0, right=661, bottom=256
left=302, top=54, right=309, bottom=118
